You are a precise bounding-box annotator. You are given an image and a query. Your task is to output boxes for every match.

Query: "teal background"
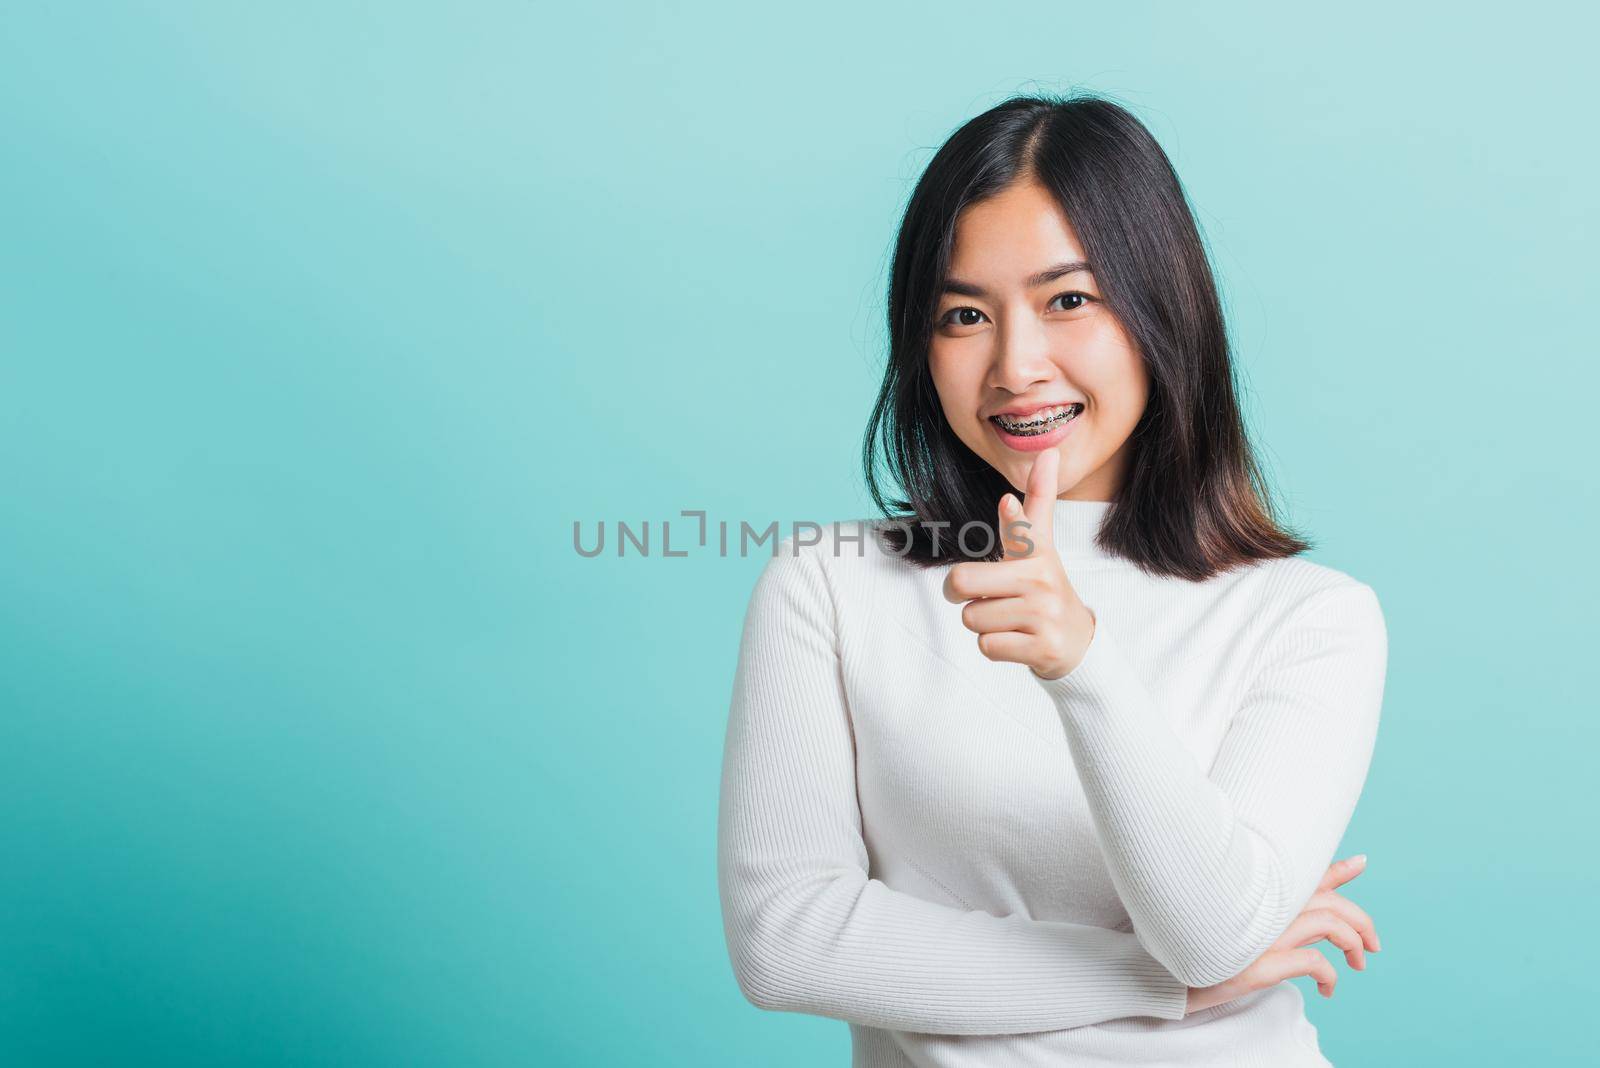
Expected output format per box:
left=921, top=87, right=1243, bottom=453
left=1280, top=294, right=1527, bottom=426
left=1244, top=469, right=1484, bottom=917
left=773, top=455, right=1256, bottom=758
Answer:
left=2, top=2, right=1593, bottom=1064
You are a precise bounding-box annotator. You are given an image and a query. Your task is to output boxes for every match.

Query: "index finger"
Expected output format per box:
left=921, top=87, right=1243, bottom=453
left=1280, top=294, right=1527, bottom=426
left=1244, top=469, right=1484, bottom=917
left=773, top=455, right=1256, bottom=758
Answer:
left=1018, top=447, right=1059, bottom=554
left=1316, top=854, right=1368, bottom=893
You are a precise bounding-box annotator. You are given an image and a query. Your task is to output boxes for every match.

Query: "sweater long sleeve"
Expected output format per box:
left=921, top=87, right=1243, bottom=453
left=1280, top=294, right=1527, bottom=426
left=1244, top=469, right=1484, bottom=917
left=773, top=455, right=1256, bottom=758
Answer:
left=717, top=501, right=1386, bottom=1067
left=717, top=537, right=1191, bottom=1034
left=1034, top=582, right=1388, bottom=989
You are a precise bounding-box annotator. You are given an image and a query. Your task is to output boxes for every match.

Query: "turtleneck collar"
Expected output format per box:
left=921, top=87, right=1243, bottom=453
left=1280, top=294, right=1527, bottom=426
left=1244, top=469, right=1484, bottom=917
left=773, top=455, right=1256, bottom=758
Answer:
left=1047, top=498, right=1118, bottom=567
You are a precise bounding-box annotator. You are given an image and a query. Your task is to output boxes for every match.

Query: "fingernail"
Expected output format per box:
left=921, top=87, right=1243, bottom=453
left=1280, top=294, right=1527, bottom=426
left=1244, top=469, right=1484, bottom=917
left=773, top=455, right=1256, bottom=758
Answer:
left=1373, top=934, right=1382, bottom=951
left=1352, top=854, right=1367, bottom=866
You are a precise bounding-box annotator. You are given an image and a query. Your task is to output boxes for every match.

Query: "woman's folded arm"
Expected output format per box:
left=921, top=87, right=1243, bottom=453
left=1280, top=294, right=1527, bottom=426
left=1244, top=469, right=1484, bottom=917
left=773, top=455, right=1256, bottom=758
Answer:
left=718, top=541, right=1190, bottom=1035
left=1033, top=580, right=1389, bottom=989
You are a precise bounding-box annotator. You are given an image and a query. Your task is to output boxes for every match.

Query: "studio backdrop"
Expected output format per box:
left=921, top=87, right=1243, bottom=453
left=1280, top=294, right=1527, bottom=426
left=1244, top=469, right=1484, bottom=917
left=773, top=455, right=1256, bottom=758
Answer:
left=2, top=3, right=1594, bottom=1066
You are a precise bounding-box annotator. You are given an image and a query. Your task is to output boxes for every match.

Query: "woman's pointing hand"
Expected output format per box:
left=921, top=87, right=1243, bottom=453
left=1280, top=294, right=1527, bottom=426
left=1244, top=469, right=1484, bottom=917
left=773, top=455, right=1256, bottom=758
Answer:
left=941, top=448, right=1096, bottom=681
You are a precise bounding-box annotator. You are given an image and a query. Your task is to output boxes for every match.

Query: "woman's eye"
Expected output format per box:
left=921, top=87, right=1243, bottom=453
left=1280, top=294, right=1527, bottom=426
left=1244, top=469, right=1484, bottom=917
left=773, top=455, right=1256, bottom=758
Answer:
left=1051, top=291, right=1092, bottom=312
left=940, top=307, right=987, bottom=328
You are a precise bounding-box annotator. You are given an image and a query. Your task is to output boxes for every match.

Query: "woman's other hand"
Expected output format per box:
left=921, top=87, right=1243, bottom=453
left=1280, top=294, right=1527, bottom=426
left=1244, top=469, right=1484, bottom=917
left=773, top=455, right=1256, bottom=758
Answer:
left=1185, top=854, right=1381, bottom=1014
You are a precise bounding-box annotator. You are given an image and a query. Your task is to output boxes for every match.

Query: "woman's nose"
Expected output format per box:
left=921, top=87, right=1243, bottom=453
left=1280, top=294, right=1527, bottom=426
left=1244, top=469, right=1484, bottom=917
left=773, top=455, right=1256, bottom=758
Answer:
left=986, top=318, right=1056, bottom=393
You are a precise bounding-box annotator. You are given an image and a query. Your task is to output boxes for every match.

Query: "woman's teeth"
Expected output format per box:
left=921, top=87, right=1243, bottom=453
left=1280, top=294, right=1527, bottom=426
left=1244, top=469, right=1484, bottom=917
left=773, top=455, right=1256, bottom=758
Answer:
left=991, top=403, right=1083, bottom=436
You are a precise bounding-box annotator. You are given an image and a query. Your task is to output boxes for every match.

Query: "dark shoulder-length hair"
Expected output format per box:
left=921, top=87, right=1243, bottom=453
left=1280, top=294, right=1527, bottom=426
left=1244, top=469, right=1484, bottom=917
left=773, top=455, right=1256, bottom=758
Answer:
left=862, top=91, right=1312, bottom=581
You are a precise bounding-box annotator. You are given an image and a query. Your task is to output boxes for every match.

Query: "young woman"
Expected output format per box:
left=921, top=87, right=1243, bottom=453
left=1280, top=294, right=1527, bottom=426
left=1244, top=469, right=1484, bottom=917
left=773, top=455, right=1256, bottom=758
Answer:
left=717, top=93, right=1387, bottom=1067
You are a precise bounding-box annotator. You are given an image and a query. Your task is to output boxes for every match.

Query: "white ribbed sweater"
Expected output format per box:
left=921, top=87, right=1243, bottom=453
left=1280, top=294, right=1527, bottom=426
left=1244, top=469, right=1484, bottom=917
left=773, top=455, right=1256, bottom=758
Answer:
left=716, top=500, right=1387, bottom=1067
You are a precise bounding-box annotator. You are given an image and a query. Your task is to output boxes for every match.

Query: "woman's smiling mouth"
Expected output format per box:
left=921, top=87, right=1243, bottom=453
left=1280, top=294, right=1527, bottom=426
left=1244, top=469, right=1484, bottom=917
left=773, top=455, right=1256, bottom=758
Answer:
left=988, top=402, right=1084, bottom=451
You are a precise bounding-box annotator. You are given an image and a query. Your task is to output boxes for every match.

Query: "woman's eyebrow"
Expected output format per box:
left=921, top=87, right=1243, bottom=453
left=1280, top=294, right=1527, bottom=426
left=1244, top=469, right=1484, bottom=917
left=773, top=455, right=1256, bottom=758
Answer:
left=940, top=260, right=1094, bottom=297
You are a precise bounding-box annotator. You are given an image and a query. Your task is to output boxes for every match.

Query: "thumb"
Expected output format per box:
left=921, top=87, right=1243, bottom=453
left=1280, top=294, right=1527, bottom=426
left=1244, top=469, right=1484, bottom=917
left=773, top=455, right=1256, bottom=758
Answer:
left=998, top=492, right=1027, bottom=558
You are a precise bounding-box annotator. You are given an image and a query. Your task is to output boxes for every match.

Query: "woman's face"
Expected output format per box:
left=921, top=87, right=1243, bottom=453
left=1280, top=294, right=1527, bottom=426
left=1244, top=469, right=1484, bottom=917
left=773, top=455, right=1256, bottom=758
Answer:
left=927, top=179, right=1150, bottom=502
